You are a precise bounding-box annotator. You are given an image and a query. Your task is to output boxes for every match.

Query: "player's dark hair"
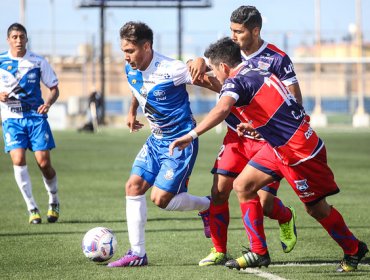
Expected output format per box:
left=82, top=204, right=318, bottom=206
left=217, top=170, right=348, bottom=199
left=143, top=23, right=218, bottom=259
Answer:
left=204, top=37, right=241, bottom=68
left=230, top=5, right=262, bottom=32
left=119, top=21, right=153, bottom=47
left=7, top=23, right=27, bottom=38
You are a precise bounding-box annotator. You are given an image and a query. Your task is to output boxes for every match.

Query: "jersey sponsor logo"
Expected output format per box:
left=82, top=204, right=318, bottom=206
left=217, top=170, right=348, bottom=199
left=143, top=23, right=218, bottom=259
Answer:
left=294, top=179, right=309, bottom=192
left=304, top=126, right=314, bottom=139
left=291, top=108, right=305, bottom=120
left=284, top=63, right=294, bottom=74
left=153, top=90, right=165, bottom=97
left=152, top=127, right=163, bottom=138
left=27, top=72, right=37, bottom=83
left=153, top=89, right=166, bottom=101
left=240, top=68, right=252, bottom=75
left=222, top=83, right=235, bottom=90
left=164, top=168, right=174, bottom=180
left=298, top=191, right=315, bottom=199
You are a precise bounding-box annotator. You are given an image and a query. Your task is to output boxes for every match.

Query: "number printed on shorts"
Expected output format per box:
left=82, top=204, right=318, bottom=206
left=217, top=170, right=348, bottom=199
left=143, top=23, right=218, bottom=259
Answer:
left=136, top=144, right=148, bottom=162
left=217, top=145, right=225, bottom=160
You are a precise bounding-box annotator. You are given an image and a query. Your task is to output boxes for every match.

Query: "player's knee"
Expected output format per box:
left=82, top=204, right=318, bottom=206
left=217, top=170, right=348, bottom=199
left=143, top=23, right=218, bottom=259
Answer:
left=211, top=187, right=230, bottom=204
left=125, top=181, right=146, bottom=196
left=37, top=159, right=51, bottom=172
left=150, top=193, right=170, bottom=209
left=305, top=199, right=331, bottom=220
left=233, top=177, right=253, bottom=195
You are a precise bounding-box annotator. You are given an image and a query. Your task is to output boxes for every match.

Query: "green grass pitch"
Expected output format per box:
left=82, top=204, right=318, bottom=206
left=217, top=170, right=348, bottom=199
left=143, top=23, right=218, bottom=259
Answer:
left=0, top=127, right=369, bottom=280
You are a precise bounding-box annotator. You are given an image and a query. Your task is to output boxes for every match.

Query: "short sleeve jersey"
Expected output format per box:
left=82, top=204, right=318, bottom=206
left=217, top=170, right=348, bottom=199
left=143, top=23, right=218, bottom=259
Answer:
left=126, top=51, right=195, bottom=140
left=221, top=64, right=322, bottom=166
left=225, top=41, right=298, bottom=133
left=0, top=50, right=58, bottom=120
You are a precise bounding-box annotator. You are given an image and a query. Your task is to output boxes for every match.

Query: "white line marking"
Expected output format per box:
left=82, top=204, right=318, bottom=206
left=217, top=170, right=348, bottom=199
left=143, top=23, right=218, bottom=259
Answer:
left=242, top=268, right=287, bottom=280
left=270, top=262, right=370, bottom=267
left=240, top=262, right=370, bottom=279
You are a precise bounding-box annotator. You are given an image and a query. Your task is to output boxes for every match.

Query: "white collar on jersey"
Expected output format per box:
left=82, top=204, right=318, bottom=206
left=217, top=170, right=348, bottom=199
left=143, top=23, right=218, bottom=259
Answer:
left=240, top=41, right=269, bottom=61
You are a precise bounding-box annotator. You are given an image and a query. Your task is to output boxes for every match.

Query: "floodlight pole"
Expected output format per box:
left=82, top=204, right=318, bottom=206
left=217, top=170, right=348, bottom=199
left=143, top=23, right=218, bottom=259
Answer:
left=352, top=0, right=369, bottom=126
left=99, top=1, right=106, bottom=124
left=310, top=0, right=327, bottom=127
left=20, top=0, right=26, bottom=25
left=177, top=0, right=183, bottom=60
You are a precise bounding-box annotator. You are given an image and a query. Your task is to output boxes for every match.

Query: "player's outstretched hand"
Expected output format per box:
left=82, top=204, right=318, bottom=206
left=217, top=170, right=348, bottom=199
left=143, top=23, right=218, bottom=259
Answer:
left=187, top=57, right=207, bottom=83
left=169, top=134, right=193, bottom=156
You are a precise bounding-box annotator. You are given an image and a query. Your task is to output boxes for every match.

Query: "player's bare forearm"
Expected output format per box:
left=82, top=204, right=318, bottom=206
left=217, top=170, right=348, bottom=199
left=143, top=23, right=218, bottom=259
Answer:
left=169, top=99, right=232, bottom=155
left=288, top=83, right=303, bottom=105
left=37, top=86, right=59, bottom=114
left=196, top=75, right=222, bottom=93
left=127, top=96, right=143, bottom=132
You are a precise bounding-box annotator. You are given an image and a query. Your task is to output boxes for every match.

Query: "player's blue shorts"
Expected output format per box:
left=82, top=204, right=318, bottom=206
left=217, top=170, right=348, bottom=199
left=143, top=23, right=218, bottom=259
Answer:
left=131, top=135, right=199, bottom=194
left=2, top=117, right=56, bottom=153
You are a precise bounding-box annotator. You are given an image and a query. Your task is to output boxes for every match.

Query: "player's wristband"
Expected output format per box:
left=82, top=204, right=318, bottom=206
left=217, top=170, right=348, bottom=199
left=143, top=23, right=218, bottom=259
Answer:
left=188, top=129, right=198, bottom=140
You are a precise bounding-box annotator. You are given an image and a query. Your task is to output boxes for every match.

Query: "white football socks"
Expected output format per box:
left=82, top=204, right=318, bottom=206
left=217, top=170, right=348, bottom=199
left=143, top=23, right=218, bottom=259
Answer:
left=13, top=165, right=38, bottom=211
left=164, top=193, right=210, bottom=212
left=42, top=175, right=59, bottom=205
left=126, top=195, right=147, bottom=257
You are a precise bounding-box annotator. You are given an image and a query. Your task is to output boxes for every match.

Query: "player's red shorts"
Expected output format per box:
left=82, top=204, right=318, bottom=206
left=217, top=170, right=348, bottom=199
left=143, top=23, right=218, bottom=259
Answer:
left=249, top=143, right=340, bottom=205
left=212, top=127, right=279, bottom=194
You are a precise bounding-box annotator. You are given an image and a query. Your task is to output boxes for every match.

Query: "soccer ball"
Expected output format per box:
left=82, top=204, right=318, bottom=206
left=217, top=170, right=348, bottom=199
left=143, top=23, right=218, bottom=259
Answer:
left=82, top=227, right=118, bottom=262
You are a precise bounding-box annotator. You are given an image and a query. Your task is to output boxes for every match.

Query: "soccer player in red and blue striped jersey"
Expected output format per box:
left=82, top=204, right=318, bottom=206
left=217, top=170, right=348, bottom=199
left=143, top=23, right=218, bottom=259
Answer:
left=189, top=6, right=300, bottom=266
left=170, top=37, right=368, bottom=272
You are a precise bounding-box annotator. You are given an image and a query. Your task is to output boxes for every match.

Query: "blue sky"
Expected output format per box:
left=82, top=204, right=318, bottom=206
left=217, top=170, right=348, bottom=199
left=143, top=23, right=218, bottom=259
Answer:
left=1, top=0, right=369, bottom=58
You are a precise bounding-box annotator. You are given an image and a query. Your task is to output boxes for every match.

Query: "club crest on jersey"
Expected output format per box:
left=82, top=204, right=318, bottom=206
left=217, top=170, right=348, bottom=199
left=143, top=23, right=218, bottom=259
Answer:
left=294, top=179, right=309, bottom=192
left=7, top=65, right=12, bottom=70
left=164, top=169, right=174, bottom=180
left=140, top=87, right=147, bottom=97
left=257, top=61, right=270, bottom=71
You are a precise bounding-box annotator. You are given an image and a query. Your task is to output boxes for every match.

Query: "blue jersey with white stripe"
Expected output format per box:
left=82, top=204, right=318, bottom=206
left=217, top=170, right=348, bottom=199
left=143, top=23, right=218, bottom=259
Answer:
left=0, top=50, right=58, bottom=121
left=126, top=51, right=196, bottom=140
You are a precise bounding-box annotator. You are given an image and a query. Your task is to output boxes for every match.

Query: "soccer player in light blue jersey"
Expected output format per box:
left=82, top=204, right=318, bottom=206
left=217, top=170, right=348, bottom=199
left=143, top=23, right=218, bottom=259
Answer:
left=0, top=23, right=60, bottom=224
left=108, top=21, right=220, bottom=268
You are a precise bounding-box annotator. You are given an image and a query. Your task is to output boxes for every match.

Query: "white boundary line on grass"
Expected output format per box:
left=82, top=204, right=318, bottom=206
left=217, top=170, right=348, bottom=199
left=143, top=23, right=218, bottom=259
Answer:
left=240, top=262, right=370, bottom=279
left=242, top=268, right=287, bottom=280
